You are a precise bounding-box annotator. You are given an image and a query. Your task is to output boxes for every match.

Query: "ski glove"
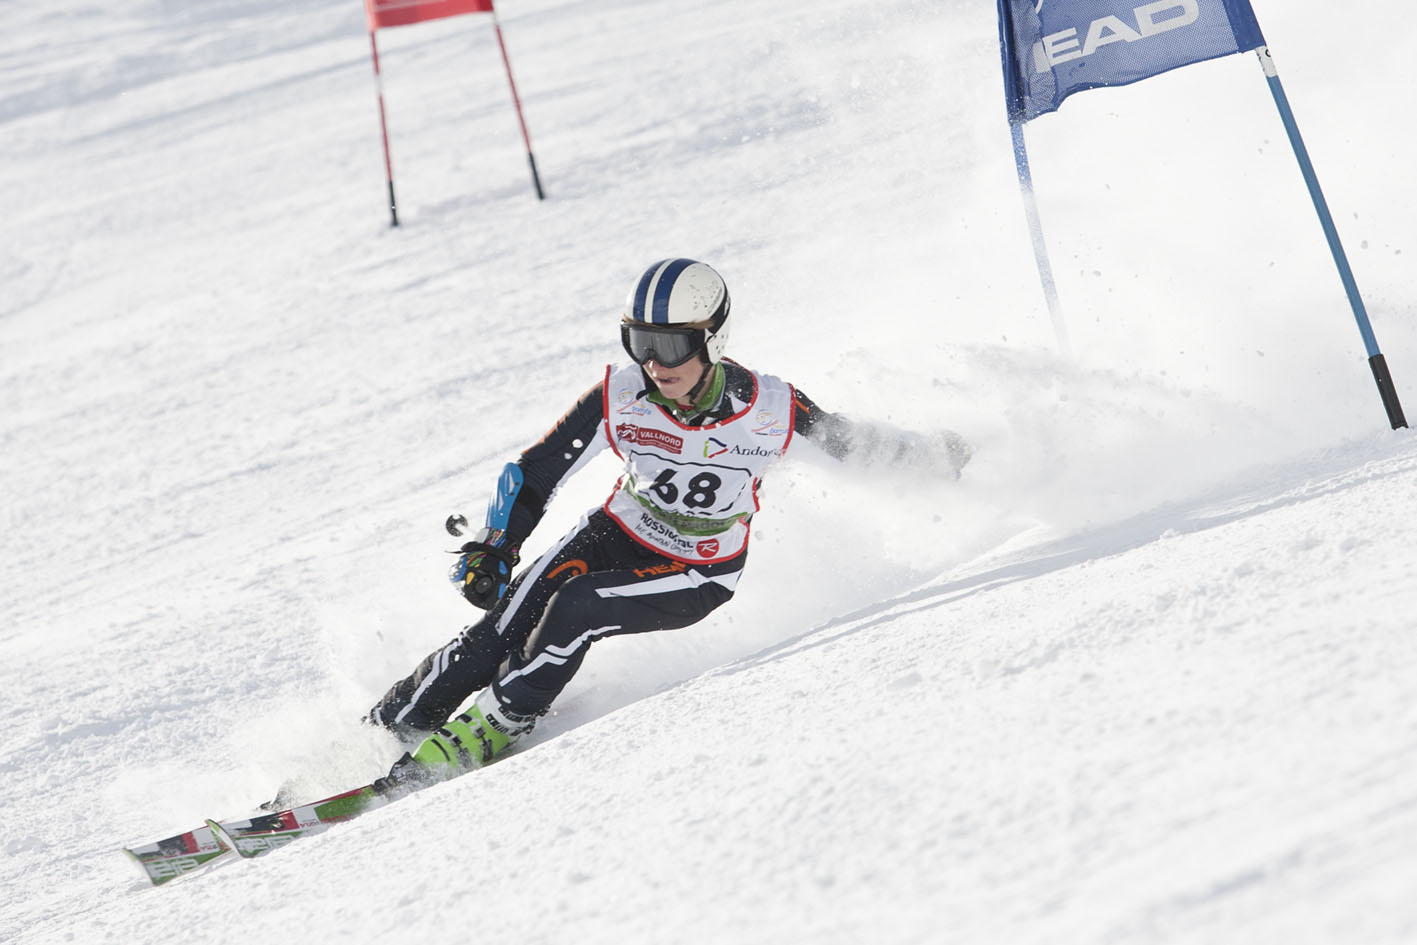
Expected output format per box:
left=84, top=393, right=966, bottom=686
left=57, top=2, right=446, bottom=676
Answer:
left=884, top=428, right=972, bottom=479
left=449, top=540, right=519, bottom=609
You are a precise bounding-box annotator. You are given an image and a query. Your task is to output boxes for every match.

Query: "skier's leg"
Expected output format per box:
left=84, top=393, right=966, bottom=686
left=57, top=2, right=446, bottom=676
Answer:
left=379, top=525, right=745, bottom=790
left=380, top=553, right=743, bottom=793
left=364, top=617, right=510, bottom=737
left=492, top=548, right=745, bottom=716
left=375, top=512, right=746, bottom=794
left=366, top=512, right=616, bottom=736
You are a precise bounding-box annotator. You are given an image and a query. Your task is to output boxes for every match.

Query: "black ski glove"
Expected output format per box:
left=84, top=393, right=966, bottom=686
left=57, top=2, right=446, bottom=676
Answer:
left=449, top=540, right=518, bottom=609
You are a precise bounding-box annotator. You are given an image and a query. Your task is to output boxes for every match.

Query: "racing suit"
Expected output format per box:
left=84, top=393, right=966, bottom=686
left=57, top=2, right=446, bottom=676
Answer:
left=368, top=358, right=948, bottom=732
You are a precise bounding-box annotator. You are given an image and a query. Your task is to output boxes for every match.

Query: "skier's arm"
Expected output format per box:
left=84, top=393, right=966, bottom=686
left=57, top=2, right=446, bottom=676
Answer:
left=504, top=379, right=611, bottom=544
left=476, top=379, right=609, bottom=555
left=791, top=389, right=855, bottom=460
left=791, top=388, right=972, bottom=478
left=450, top=381, right=610, bottom=608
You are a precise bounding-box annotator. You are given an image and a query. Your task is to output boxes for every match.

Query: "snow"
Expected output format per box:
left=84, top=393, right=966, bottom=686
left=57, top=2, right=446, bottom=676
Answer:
left=3, top=0, right=1416, bottom=941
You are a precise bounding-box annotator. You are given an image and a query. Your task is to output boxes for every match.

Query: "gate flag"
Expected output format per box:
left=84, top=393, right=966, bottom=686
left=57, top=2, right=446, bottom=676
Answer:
left=366, top=0, right=493, bottom=30
left=999, top=0, right=1265, bottom=121
left=995, top=0, right=1406, bottom=429
left=362, top=0, right=544, bottom=229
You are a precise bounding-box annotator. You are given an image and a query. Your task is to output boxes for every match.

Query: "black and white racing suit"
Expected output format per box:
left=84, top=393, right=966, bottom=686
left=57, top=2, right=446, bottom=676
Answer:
left=368, top=358, right=910, bottom=733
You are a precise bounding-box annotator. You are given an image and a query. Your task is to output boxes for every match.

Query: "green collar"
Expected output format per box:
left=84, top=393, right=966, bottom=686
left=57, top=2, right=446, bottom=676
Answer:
left=648, top=362, right=725, bottom=419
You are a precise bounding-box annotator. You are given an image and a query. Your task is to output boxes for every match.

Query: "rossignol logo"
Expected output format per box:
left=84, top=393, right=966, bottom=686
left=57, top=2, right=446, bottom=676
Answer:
left=1032, top=0, right=1199, bottom=73
left=637, top=512, right=697, bottom=555
left=696, top=539, right=719, bottom=557
left=616, top=423, right=684, bottom=454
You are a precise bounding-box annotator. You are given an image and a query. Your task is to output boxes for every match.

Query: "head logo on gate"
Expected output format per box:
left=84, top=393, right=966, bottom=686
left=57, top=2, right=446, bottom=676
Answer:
left=1032, top=1, right=1201, bottom=74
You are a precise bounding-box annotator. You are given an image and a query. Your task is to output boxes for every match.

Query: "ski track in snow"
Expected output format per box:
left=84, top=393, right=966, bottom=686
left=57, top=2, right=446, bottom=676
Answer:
left=2, top=0, right=1416, bottom=942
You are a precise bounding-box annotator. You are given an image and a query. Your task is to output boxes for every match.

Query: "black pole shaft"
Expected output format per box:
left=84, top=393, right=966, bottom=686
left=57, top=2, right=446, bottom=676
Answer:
left=1369, top=354, right=1408, bottom=430
left=527, top=152, right=544, bottom=201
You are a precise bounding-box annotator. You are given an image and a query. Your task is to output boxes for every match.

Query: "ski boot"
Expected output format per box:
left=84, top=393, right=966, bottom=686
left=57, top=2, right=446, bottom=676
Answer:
left=373, top=688, right=541, bottom=797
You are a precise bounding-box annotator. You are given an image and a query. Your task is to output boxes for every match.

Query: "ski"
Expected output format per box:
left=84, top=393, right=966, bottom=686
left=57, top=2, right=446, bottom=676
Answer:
left=123, top=785, right=386, bottom=885
left=122, top=823, right=232, bottom=886
left=122, top=727, right=494, bottom=885
left=206, top=784, right=387, bottom=859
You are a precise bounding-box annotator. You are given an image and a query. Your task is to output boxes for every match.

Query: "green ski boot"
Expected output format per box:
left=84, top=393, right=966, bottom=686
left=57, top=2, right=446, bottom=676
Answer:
left=374, top=688, right=539, bottom=796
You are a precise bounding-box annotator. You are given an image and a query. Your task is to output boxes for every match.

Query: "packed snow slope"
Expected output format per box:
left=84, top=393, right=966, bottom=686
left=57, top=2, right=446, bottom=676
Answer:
left=3, top=0, right=1416, bottom=942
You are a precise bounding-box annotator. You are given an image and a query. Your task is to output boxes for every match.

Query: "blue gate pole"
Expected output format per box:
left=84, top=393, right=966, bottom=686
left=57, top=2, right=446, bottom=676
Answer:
left=1010, top=120, right=1071, bottom=356
left=1256, top=47, right=1406, bottom=429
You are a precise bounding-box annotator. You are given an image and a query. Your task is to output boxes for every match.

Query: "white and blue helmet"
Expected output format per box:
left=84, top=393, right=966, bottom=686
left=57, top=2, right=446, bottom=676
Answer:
left=621, top=259, right=732, bottom=367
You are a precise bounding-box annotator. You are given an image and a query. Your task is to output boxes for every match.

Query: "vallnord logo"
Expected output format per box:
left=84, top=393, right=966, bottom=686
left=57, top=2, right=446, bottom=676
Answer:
left=616, top=423, right=684, bottom=454
left=1031, top=0, right=1201, bottom=74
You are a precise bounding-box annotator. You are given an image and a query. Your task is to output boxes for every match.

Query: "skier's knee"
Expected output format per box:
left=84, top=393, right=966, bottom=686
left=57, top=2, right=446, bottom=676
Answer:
left=522, top=575, right=600, bottom=656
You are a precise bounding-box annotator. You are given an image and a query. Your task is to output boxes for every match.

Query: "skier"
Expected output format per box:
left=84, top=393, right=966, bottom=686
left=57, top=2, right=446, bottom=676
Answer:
left=368, top=258, right=970, bottom=791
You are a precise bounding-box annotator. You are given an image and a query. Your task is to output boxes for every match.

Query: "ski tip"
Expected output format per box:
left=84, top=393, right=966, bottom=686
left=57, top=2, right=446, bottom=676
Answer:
left=204, top=819, right=240, bottom=857
left=120, top=846, right=156, bottom=884
left=211, top=822, right=233, bottom=853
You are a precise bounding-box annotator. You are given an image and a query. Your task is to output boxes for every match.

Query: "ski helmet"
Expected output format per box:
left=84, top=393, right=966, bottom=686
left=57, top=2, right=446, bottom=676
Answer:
left=620, top=259, right=732, bottom=368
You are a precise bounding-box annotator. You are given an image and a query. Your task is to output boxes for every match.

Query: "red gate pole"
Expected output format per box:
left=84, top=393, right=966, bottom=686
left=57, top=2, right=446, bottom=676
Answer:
left=489, top=4, right=544, bottom=200
left=368, top=29, right=400, bottom=226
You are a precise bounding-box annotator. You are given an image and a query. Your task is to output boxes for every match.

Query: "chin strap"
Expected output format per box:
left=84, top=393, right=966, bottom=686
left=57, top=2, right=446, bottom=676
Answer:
left=683, top=357, right=723, bottom=408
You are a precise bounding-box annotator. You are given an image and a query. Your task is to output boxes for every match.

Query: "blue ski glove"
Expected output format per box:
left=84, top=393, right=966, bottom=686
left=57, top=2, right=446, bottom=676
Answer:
left=449, top=539, right=518, bottom=609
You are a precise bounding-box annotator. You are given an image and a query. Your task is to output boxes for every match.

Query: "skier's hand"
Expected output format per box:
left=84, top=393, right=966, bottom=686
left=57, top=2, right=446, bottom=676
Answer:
left=936, top=430, right=973, bottom=478
left=897, top=429, right=972, bottom=480
left=449, top=541, right=518, bottom=609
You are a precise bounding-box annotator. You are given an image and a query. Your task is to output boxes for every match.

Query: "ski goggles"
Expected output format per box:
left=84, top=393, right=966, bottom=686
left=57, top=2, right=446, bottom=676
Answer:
left=620, top=322, right=707, bottom=368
